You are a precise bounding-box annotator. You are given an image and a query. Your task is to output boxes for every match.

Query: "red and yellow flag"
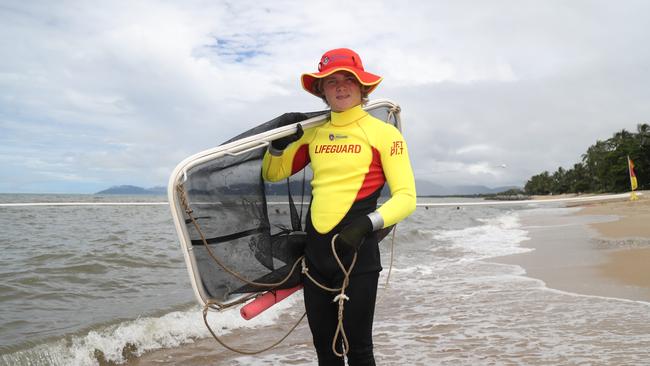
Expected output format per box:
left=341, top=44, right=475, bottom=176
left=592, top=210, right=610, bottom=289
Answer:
left=628, top=156, right=638, bottom=191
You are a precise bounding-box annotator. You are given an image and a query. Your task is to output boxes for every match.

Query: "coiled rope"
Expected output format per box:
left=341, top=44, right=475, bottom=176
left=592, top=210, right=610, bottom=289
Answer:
left=177, top=178, right=396, bottom=357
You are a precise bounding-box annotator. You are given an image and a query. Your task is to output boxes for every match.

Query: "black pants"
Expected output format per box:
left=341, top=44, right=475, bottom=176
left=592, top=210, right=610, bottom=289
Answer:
left=303, top=270, right=379, bottom=366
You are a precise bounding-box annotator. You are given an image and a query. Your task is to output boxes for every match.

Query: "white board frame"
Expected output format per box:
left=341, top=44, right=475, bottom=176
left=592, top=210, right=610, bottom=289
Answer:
left=167, top=99, right=402, bottom=310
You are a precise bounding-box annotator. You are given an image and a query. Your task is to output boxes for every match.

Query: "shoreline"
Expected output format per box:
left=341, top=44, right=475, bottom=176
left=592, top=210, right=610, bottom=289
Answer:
left=493, top=191, right=650, bottom=303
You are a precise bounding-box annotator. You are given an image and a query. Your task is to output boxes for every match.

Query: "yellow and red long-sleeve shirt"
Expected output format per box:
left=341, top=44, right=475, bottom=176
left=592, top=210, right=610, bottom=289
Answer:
left=262, top=105, right=416, bottom=234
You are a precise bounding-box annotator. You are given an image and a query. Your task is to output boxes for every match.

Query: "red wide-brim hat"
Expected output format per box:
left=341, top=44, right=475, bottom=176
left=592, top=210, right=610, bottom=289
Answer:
left=301, top=48, right=383, bottom=97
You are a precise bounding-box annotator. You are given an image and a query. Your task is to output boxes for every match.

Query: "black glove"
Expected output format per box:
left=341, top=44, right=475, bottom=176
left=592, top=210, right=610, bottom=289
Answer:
left=271, top=123, right=304, bottom=150
left=336, top=215, right=373, bottom=251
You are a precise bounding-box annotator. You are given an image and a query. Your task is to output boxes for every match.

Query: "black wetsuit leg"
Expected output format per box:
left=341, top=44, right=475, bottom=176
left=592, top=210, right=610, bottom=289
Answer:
left=303, top=270, right=379, bottom=366
left=302, top=189, right=383, bottom=365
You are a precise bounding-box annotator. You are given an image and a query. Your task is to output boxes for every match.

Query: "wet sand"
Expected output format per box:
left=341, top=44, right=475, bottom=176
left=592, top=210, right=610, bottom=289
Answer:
left=494, top=191, right=650, bottom=302
left=574, top=192, right=650, bottom=292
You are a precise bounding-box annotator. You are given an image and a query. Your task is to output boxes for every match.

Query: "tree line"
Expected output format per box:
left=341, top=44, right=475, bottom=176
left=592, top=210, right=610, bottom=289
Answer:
left=524, top=123, right=649, bottom=195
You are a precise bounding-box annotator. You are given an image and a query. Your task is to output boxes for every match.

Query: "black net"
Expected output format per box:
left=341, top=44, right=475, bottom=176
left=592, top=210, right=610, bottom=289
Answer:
left=180, top=112, right=322, bottom=302
left=179, top=106, right=398, bottom=304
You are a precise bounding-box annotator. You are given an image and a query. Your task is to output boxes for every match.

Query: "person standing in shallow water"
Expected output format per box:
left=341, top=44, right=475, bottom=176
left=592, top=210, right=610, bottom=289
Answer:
left=262, top=48, right=416, bottom=365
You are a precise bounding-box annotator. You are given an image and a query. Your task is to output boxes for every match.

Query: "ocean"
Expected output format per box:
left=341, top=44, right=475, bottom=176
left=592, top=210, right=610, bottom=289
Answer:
left=1, top=194, right=650, bottom=365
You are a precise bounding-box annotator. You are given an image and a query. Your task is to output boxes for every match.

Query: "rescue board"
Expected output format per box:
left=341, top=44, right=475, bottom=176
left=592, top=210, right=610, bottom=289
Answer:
left=167, top=99, right=403, bottom=311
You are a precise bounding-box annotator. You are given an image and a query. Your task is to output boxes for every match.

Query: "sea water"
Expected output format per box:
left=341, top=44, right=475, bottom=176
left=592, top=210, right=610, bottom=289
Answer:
left=1, top=195, right=650, bottom=365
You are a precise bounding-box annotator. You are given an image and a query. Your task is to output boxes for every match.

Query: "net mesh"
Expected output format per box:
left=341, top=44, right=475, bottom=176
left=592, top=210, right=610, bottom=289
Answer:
left=179, top=106, right=398, bottom=303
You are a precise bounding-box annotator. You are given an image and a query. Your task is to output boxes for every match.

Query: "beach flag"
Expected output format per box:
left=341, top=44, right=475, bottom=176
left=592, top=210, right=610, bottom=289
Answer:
left=628, top=155, right=639, bottom=201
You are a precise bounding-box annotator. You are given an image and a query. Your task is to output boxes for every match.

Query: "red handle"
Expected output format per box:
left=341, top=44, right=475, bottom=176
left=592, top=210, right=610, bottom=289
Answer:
left=240, top=285, right=303, bottom=320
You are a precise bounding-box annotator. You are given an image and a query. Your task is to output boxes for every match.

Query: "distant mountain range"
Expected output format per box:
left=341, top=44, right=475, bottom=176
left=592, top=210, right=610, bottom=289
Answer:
left=415, top=180, right=521, bottom=196
left=95, top=185, right=166, bottom=195
left=96, top=181, right=519, bottom=196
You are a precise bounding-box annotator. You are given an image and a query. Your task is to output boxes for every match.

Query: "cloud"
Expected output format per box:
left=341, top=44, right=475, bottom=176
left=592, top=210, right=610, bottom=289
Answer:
left=1, top=0, right=650, bottom=193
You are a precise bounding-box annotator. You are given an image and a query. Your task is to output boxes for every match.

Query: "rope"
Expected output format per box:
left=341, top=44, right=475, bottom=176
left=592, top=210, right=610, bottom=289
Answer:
left=386, top=105, right=400, bottom=128
left=298, top=234, right=357, bottom=357
left=384, top=225, right=397, bottom=289
left=329, top=233, right=356, bottom=357
left=177, top=183, right=307, bottom=354
left=177, top=183, right=303, bottom=291
left=176, top=182, right=397, bottom=359
left=202, top=304, right=307, bottom=355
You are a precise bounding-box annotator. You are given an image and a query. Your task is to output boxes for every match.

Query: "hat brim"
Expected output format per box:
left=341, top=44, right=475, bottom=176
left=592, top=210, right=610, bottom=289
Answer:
left=301, top=67, right=383, bottom=97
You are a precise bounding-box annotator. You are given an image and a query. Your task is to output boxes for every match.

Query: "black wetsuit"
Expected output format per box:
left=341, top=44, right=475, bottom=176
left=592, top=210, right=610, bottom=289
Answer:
left=262, top=106, right=416, bottom=365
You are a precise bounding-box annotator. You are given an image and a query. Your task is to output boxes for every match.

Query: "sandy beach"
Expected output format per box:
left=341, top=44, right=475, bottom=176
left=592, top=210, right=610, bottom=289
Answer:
left=574, top=192, right=650, bottom=292
left=495, top=191, right=650, bottom=302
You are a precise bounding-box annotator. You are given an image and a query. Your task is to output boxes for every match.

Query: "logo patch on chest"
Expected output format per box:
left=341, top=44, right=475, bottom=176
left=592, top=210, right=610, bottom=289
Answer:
left=328, top=133, right=348, bottom=141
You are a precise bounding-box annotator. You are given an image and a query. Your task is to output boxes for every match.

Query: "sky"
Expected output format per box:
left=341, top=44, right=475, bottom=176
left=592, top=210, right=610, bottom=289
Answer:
left=1, top=0, right=649, bottom=194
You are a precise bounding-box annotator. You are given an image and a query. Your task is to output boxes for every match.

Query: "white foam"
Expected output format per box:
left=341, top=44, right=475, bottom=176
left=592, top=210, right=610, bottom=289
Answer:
left=431, top=212, right=531, bottom=260
left=1, top=294, right=303, bottom=366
